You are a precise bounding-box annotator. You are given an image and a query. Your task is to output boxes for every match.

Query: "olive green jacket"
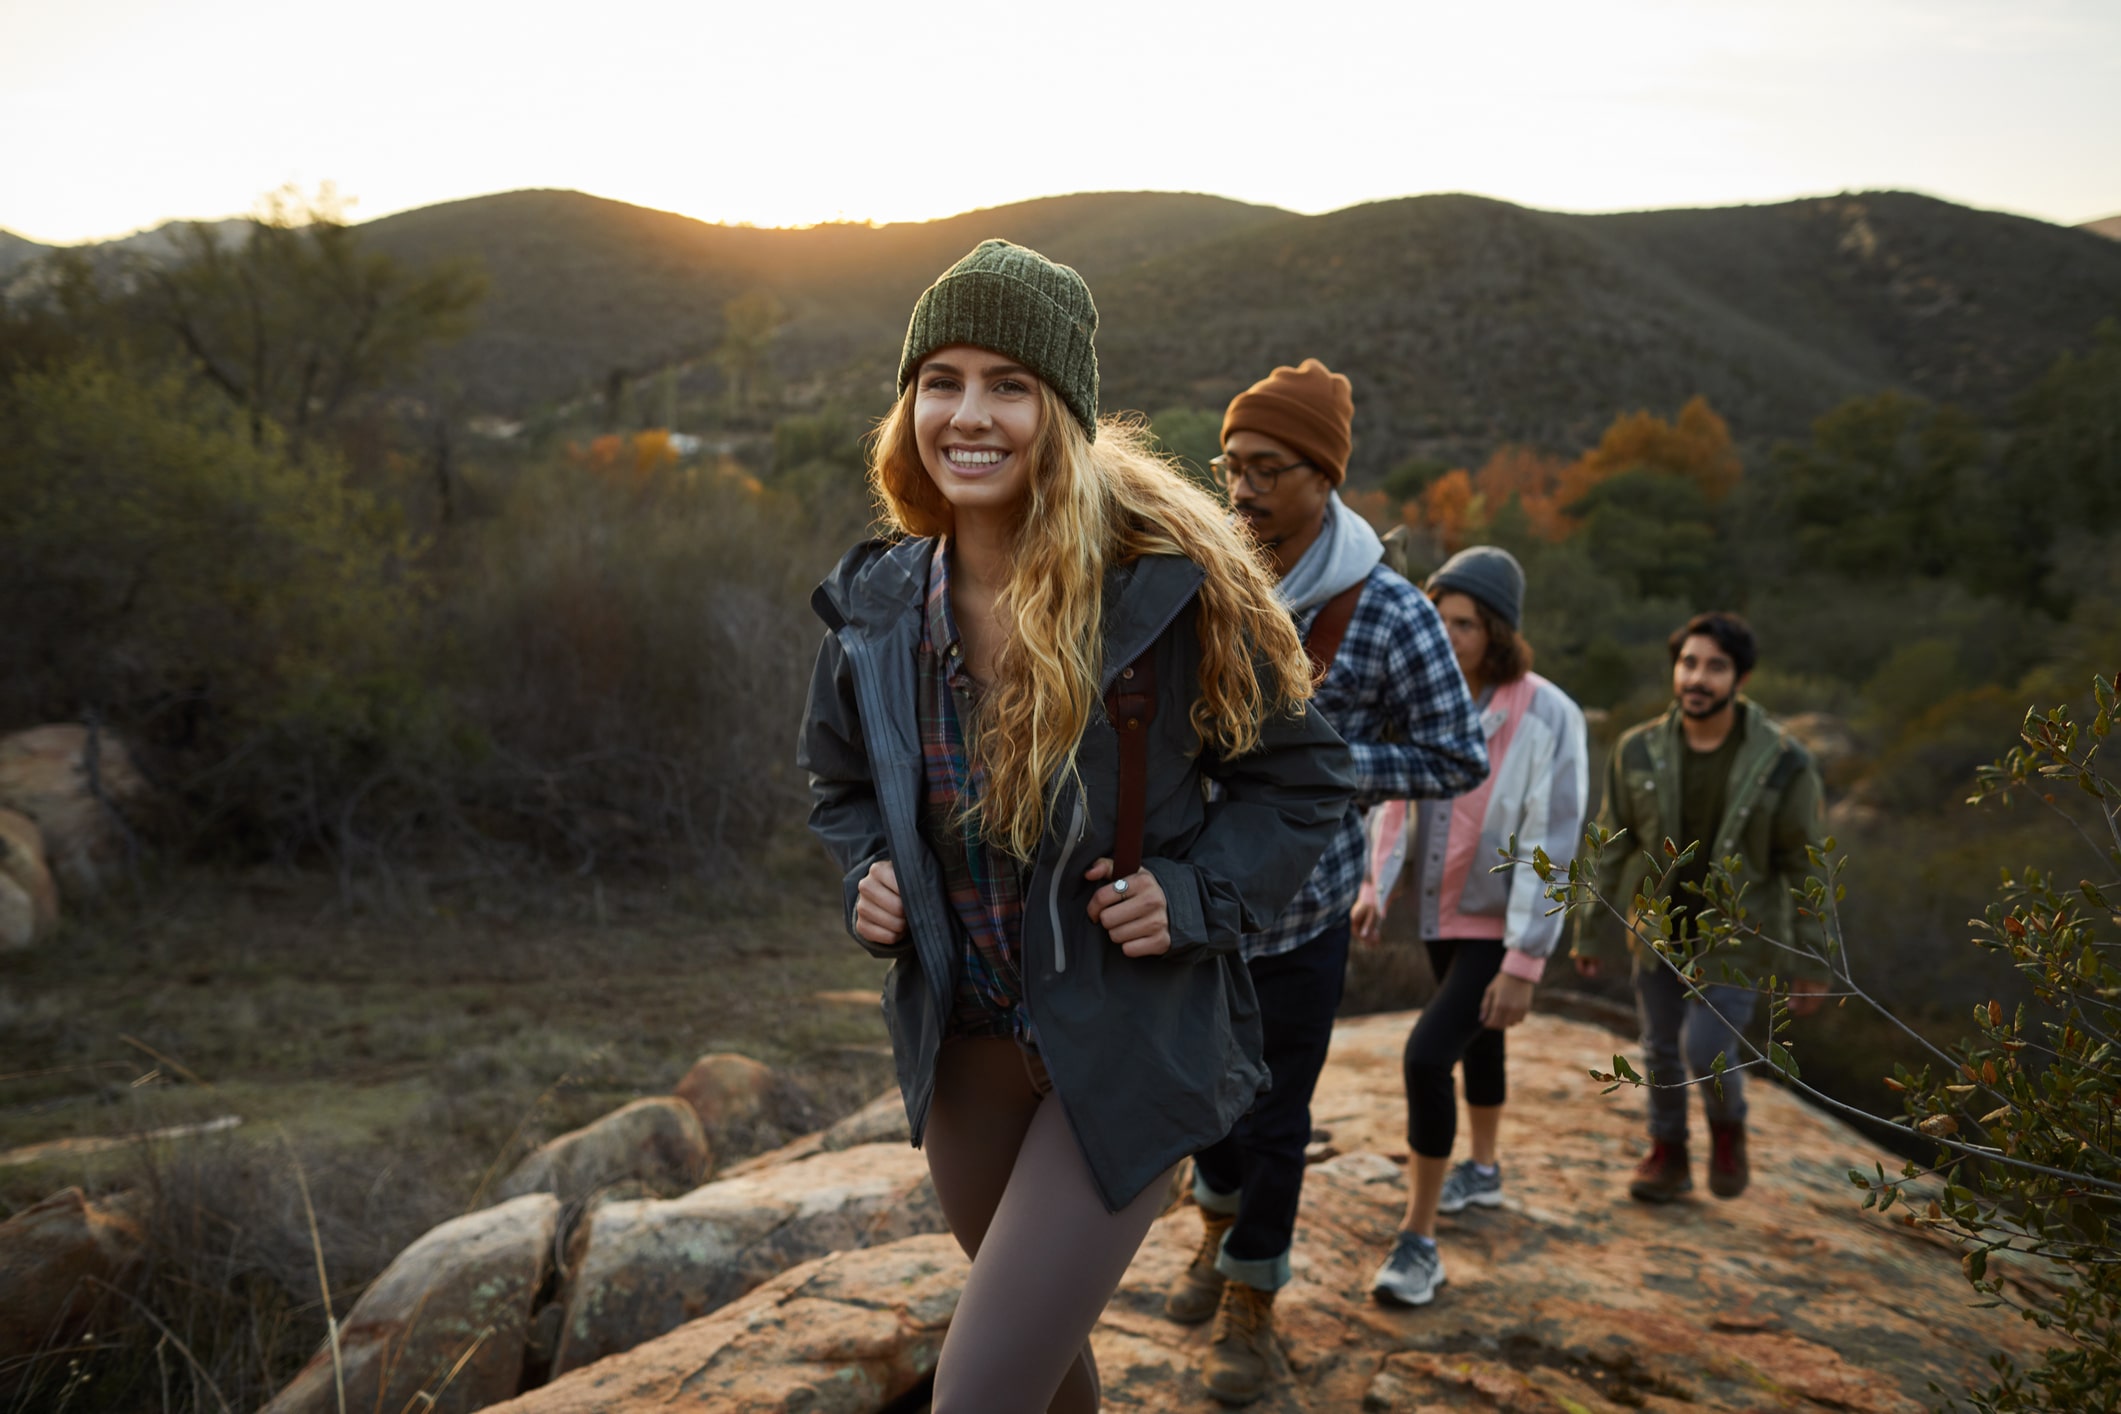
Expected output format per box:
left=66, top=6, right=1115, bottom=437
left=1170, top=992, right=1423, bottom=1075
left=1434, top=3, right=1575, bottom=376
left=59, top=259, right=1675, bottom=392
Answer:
left=1570, top=698, right=1830, bottom=982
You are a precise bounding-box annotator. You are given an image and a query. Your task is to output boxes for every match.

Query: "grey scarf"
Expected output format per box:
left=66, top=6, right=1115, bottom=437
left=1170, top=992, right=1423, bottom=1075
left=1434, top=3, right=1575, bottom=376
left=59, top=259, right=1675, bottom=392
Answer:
left=1275, top=493, right=1384, bottom=615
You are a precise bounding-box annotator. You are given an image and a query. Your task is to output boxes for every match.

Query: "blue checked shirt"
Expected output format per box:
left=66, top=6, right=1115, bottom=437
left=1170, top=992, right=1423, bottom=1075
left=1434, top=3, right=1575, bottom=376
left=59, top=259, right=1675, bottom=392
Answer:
left=1242, top=565, right=1488, bottom=960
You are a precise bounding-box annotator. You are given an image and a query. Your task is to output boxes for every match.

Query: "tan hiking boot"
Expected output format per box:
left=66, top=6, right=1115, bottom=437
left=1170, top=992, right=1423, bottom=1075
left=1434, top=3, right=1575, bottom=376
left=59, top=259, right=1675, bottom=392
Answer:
left=1628, top=1139, right=1693, bottom=1203
left=1202, top=1279, right=1278, bottom=1405
left=1164, top=1208, right=1235, bottom=1324
left=1709, top=1122, right=1750, bottom=1199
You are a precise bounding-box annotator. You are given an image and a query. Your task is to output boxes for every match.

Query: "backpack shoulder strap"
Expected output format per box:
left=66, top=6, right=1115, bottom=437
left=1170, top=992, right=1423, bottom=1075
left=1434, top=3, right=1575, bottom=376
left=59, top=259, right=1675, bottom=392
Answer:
left=1304, top=580, right=1367, bottom=684
left=1103, top=646, right=1159, bottom=880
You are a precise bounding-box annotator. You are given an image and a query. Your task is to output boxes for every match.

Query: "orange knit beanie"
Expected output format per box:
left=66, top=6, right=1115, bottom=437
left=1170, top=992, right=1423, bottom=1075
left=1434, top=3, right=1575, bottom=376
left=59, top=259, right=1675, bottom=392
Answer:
left=1220, top=358, right=1355, bottom=484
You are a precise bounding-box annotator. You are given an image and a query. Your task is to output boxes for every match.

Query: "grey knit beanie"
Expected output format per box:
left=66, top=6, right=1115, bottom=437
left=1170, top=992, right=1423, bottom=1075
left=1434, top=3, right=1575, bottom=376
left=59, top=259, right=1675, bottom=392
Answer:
left=1426, top=545, right=1526, bottom=629
left=897, top=239, right=1100, bottom=438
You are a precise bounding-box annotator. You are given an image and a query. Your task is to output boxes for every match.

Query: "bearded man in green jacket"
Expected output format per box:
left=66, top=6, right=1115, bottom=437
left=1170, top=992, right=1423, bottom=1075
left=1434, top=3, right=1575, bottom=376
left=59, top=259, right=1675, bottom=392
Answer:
left=1570, top=612, right=1829, bottom=1203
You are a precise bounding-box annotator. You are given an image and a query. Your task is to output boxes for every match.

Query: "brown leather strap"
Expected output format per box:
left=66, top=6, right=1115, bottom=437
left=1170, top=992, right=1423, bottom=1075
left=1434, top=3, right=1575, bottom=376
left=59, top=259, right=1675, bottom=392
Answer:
left=1304, top=582, right=1366, bottom=684
left=1103, top=647, right=1158, bottom=881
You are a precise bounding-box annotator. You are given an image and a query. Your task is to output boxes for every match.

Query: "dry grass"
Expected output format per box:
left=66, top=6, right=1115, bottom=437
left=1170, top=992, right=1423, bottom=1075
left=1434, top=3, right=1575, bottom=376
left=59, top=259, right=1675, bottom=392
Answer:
left=0, top=846, right=890, bottom=1411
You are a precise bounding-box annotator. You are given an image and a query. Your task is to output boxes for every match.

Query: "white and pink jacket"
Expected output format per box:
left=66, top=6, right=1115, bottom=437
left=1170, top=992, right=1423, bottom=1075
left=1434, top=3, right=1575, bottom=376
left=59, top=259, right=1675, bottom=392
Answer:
left=1361, top=672, right=1589, bottom=981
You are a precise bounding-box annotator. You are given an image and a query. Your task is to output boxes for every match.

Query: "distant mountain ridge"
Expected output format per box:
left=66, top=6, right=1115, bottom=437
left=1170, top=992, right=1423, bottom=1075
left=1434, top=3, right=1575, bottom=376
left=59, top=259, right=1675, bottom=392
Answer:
left=10, top=190, right=2121, bottom=466
left=355, top=187, right=2121, bottom=465
left=0, top=218, right=250, bottom=278
left=2084, top=215, right=2121, bottom=241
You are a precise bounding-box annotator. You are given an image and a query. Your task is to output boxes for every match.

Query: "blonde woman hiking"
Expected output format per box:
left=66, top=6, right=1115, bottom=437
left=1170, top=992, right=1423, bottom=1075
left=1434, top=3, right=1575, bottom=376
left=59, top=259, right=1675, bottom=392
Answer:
left=1351, top=546, right=1588, bottom=1307
left=797, top=240, right=1355, bottom=1414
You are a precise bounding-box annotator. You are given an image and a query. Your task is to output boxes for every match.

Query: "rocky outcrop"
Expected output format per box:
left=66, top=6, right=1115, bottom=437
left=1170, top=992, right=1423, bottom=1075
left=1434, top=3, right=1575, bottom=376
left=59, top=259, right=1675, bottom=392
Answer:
left=262, top=1193, right=560, bottom=1414
left=720, top=1087, right=909, bottom=1177
left=551, top=1139, right=944, bottom=1373
left=497, top=1011, right=2052, bottom=1413
left=497, top=1097, right=712, bottom=1204
left=0, top=808, right=57, bottom=948
left=0, top=1187, right=147, bottom=1362
left=486, top=1233, right=964, bottom=1414
left=0, top=724, right=145, bottom=896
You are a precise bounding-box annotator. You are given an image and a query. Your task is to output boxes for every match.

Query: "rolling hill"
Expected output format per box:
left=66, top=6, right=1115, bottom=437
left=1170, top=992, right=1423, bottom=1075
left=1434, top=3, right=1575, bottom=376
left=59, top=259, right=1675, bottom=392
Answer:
left=354, top=187, right=2121, bottom=467
left=11, top=189, right=2121, bottom=469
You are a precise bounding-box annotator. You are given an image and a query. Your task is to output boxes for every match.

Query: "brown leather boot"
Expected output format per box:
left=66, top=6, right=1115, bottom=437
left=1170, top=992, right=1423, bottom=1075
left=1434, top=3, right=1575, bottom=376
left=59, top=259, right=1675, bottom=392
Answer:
left=1201, top=1279, right=1278, bottom=1405
left=1628, top=1139, right=1693, bottom=1203
left=1164, top=1207, right=1235, bottom=1324
left=1709, top=1122, right=1750, bottom=1198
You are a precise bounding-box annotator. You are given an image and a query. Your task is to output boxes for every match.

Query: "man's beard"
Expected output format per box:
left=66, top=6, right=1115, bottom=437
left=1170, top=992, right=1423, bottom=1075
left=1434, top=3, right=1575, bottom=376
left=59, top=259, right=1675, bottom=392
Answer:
left=1679, top=688, right=1734, bottom=720
left=1234, top=508, right=1279, bottom=547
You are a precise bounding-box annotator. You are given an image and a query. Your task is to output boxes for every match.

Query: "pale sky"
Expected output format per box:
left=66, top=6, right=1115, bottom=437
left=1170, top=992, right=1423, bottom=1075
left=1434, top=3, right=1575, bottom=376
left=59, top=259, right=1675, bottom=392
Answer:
left=4, top=0, right=2117, bottom=245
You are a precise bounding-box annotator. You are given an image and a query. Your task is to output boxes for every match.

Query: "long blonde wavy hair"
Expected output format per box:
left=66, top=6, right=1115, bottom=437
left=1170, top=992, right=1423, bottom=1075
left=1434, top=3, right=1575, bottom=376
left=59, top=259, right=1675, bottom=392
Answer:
left=870, top=382, right=1315, bottom=859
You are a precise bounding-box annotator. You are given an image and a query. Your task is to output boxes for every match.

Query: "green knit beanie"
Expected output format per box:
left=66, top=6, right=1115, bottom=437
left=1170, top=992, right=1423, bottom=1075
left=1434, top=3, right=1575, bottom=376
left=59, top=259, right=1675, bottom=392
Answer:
left=897, top=239, right=1100, bottom=439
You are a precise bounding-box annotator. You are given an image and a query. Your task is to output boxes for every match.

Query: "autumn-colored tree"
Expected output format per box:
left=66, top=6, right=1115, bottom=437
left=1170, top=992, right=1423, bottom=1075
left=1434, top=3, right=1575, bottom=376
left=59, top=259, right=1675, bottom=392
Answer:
left=1472, top=445, right=1573, bottom=541
left=570, top=430, right=681, bottom=488
left=1419, top=468, right=1479, bottom=554
left=1556, top=395, right=1742, bottom=515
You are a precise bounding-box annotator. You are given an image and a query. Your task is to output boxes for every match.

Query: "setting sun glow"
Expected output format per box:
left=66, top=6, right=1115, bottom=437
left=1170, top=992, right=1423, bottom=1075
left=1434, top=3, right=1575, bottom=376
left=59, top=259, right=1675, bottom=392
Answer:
left=4, top=0, right=2117, bottom=242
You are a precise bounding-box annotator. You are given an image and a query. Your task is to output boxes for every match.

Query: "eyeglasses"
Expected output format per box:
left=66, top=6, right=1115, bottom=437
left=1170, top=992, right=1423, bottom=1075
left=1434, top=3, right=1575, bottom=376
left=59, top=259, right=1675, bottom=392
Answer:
left=1209, top=454, right=1313, bottom=496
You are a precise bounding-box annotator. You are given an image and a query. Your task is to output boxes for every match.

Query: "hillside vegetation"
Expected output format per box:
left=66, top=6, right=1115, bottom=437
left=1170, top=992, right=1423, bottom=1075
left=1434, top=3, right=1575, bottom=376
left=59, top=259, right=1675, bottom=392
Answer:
left=15, top=187, right=2118, bottom=470
left=351, top=187, right=2121, bottom=467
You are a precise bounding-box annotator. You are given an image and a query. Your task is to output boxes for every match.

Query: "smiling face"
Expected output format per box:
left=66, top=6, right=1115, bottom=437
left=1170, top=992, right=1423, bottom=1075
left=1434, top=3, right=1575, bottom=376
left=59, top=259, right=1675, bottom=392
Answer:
left=912, top=345, right=1045, bottom=520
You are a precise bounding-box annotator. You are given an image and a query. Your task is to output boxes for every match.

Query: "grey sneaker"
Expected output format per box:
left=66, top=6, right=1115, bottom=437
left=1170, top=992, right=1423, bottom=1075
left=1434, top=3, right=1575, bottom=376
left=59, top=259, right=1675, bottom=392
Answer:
left=1371, top=1231, right=1447, bottom=1307
left=1436, top=1159, right=1503, bottom=1214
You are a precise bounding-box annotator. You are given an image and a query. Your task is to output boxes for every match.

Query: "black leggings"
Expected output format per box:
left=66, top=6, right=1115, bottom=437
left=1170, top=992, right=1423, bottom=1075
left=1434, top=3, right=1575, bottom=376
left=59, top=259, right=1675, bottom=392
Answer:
left=1403, top=937, right=1508, bottom=1159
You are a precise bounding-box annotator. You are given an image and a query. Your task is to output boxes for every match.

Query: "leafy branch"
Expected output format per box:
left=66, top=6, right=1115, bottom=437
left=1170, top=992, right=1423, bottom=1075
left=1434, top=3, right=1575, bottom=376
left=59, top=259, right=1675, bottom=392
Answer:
left=1530, top=671, right=2121, bottom=1412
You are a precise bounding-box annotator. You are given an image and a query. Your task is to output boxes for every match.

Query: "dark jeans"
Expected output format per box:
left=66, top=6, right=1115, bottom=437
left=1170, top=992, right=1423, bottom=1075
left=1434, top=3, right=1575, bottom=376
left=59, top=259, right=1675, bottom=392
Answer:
left=1192, top=919, right=1350, bottom=1290
left=1403, top=937, right=1508, bottom=1159
left=1633, top=958, right=1759, bottom=1143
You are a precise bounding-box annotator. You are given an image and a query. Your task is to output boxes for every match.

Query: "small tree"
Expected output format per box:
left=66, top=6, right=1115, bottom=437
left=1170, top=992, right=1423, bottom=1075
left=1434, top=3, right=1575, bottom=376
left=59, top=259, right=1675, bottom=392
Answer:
left=714, top=290, right=786, bottom=415
left=1538, top=672, right=2121, bottom=1412
left=136, top=186, right=485, bottom=448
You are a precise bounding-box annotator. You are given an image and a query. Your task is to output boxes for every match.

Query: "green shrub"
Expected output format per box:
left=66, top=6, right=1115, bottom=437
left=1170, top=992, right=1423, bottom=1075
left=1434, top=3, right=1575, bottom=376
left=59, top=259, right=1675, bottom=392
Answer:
left=0, top=357, right=437, bottom=849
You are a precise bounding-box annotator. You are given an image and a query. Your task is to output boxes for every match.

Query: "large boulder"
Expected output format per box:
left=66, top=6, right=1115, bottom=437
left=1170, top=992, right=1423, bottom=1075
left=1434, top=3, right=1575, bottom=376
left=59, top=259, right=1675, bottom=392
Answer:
left=0, top=808, right=59, bottom=948
left=497, top=1097, right=711, bottom=1205
left=551, top=1139, right=944, bottom=1374
left=0, top=725, right=146, bottom=896
left=0, top=1188, right=147, bottom=1362
left=263, top=1193, right=559, bottom=1414
left=672, top=1052, right=778, bottom=1137
left=490, top=1233, right=965, bottom=1414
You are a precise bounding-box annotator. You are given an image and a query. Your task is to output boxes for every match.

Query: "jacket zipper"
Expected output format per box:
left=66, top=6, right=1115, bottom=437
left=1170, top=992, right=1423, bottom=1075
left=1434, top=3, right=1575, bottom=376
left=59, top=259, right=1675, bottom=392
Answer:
left=1048, top=786, right=1088, bottom=972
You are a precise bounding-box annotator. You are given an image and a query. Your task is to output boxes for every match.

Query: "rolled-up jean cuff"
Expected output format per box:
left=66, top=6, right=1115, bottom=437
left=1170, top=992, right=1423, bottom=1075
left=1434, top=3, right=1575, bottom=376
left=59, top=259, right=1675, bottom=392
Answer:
left=1193, top=1171, right=1242, bottom=1216
left=1215, top=1239, right=1292, bottom=1292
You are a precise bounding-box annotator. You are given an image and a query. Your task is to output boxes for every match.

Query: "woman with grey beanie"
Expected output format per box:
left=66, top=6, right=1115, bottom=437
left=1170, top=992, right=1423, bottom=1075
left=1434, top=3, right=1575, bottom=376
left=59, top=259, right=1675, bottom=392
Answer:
left=1355, top=544, right=1590, bottom=1309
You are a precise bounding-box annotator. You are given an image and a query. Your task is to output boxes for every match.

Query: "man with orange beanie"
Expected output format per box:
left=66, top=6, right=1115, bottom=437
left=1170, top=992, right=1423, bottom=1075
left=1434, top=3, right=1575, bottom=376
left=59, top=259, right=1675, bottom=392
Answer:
left=1171, top=359, right=1488, bottom=1404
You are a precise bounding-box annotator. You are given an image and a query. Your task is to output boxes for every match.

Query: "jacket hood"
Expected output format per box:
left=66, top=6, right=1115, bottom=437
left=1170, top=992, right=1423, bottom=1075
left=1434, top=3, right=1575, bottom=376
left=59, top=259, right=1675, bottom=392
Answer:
left=810, top=537, right=923, bottom=635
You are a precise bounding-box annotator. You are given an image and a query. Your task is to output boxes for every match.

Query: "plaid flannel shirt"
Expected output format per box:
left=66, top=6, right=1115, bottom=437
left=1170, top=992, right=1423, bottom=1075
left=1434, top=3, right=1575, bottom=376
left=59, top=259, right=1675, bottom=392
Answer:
left=916, top=540, right=1033, bottom=1041
left=1242, top=565, right=1487, bottom=960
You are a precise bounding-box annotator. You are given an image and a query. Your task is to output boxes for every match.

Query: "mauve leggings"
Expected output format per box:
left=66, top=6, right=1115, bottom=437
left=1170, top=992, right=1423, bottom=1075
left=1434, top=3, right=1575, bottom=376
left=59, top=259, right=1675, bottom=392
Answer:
left=923, top=1037, right=1175, bottom=1414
